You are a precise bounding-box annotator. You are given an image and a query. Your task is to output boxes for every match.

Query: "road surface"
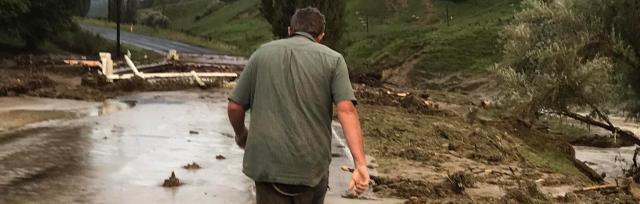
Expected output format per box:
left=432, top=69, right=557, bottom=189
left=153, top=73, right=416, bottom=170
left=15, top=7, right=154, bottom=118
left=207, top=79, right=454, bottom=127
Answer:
left=0, top=91, right=400, bottom=204
left=81, top=24, right=219, bottom=54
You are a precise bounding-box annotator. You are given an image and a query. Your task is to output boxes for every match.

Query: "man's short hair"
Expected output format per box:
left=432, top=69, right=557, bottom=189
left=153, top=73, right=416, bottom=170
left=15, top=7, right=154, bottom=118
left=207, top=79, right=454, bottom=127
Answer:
left=290, top=7, right=326, bottom=38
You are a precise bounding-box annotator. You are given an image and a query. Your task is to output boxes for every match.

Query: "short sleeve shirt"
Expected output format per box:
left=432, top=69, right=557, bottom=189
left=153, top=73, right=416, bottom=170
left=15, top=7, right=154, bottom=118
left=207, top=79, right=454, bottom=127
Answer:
left=229, top=32, right=356, bottom=187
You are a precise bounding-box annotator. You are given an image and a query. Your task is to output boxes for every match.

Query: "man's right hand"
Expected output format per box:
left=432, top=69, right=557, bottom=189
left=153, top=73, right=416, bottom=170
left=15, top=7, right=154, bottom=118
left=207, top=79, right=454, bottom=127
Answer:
left=348, top=165, right=370, bottom=195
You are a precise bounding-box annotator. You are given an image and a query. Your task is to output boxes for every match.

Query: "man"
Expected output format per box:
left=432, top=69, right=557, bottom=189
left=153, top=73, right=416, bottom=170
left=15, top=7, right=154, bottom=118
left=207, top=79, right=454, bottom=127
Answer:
left=227, top=7, right=369, bottom=204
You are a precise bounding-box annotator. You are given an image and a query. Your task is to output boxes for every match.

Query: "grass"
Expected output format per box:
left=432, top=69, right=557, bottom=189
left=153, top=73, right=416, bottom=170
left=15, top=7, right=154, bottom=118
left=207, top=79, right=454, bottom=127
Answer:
left=520, top=147, right=590, bottom=181
left=515, top=123, right=592, bottom=182
left=343, top=0, right=520, bottom=80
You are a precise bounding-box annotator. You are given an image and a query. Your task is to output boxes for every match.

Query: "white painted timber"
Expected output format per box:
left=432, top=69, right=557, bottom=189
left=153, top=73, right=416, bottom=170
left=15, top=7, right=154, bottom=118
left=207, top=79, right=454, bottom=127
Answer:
left=190, top=70, right=206, bottom=87
left=106, top=72, right=237, bottom=80
left=124, top=55, right=144, bottom=78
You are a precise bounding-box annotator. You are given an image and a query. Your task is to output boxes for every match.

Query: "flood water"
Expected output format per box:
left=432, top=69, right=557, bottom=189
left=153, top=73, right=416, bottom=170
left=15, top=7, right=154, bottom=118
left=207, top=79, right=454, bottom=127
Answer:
left=0, top=91, right=253, bottom=204
left=574, top=145, right=637, bottom=182
left=573, top=116, right=640, bottom=183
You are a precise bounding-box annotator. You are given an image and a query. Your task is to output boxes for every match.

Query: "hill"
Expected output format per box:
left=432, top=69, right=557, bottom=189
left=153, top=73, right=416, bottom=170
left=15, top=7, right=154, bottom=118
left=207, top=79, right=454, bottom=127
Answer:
left=139, top=0, right=520, bottom=86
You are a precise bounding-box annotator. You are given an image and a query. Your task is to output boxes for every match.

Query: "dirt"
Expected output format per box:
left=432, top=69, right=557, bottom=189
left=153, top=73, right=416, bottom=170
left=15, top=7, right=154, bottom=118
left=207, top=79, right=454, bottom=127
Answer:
left=0, top=110, right=75, bottom=132
left=182, top=162, right=202, bottom=170
left=162, top=171, right=181, bottom=187
left=353, top=76, right=640, bottom=203
left=0, top=65, right=114, bottom=101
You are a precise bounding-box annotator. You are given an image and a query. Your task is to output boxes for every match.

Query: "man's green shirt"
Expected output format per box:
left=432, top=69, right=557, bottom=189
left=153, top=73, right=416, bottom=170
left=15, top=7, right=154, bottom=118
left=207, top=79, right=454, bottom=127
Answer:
left=229, top=32, right=356, bottom=187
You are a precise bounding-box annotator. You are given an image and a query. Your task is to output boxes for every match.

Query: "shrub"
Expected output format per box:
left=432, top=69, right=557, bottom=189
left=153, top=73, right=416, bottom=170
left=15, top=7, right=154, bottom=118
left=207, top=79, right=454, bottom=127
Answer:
left=137, top=10, right=170, bottom=28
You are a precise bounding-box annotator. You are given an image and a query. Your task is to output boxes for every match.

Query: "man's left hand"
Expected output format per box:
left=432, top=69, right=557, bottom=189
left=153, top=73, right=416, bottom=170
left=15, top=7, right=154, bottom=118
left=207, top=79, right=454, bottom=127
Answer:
left=235, top=127, right=248, bottom=149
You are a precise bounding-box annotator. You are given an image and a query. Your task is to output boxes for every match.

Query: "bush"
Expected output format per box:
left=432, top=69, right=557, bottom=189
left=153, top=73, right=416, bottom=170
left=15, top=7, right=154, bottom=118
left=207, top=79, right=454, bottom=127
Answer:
left=51, top=27, right=113, bottom=55
left=137, top=10, right=170, bottom=28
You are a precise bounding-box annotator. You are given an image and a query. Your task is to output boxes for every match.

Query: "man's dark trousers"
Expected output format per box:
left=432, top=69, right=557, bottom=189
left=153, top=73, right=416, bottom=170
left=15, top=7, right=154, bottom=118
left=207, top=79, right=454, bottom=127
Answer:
left=255, top=175, right=328, bottom=204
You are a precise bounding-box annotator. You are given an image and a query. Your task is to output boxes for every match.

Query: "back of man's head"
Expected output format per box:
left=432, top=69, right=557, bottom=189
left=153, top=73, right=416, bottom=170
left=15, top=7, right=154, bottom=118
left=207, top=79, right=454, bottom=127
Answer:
left=290, top=7, right=326, bottom=38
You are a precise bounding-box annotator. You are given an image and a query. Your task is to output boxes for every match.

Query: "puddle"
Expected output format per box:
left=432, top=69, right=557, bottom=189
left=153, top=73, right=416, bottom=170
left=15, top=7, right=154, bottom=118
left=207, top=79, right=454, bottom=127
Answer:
left=0, top=91, right=253, bottom=204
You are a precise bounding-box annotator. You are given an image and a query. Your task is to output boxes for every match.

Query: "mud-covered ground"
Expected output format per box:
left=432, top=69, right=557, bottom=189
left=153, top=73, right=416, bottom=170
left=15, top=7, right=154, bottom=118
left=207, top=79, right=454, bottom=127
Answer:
left=353, top=84, right=638, bottom=203
left=1, top=55, right=639, bottom=203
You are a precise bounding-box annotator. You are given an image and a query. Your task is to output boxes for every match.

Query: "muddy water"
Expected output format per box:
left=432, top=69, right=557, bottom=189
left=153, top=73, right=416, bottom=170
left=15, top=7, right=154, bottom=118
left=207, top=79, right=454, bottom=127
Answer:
left=574, top=145, right=637, bottom=182
left=573, top=116, right=640, bottom=183
left=0, top=91, right=253, bottom=204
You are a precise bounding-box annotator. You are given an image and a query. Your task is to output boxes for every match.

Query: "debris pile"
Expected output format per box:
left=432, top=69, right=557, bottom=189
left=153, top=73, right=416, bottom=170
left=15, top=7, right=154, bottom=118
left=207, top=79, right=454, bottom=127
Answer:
left=447, top=171, right=476, bottom=194
left=162, top=171, right=181, bottom=187
left=182, top=162, right=201, bottom=170
left=353, top=85, right=443, bottom=115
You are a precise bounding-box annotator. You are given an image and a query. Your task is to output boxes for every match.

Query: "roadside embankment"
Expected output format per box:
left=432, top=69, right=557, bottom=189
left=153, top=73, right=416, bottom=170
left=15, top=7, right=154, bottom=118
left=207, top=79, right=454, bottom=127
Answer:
left=353, top=81, right=638, bottom=203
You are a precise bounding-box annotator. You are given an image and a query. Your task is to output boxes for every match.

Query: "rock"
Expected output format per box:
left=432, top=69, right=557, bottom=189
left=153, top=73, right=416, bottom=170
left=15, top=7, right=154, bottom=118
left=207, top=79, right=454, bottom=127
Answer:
left=480, top=99, right=493, bottom=109
left=189, top=130, right=199, bottom=134
left=162, top=171, right=181, bottom=187
left=215, top=155, right=226, bottom=160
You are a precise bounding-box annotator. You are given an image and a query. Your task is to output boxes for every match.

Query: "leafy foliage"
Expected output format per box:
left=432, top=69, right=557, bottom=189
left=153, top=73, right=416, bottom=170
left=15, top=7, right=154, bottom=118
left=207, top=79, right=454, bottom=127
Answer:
left=73, top=0, right=92, bottom=17
left=259, top=0, right=346, bottom=49
left=124, top=0, right=139, bottom=23
left=496, top=0, right=640, bottom=117
left=0, top=0, right=76, bottom=49
left=108, top=0, right=139, bottom=23
left=384, top=0, right=409, bottom=13
left=137, top=10, right=171, bottom=28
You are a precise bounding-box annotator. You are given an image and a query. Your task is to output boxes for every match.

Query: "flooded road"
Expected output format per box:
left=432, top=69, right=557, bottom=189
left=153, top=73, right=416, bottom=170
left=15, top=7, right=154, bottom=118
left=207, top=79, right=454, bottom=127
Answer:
left=0, top=91, right=253, bottom=204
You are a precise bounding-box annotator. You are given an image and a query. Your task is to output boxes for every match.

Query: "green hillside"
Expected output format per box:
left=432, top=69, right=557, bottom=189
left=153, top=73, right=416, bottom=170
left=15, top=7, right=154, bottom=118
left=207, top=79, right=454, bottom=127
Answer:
left=142, top=0, right=520, bottom=85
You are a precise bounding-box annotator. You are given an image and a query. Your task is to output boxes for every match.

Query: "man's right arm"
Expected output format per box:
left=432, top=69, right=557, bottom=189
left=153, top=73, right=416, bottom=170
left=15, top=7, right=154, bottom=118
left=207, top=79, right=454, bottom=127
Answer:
left=336, top=100, right=369, bottom=194
left=227, top=52, right=257, bottom=148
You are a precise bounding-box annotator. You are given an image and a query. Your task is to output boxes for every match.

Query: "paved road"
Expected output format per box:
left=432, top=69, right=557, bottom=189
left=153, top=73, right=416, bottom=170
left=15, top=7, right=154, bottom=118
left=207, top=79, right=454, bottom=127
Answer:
left=81, top=24, right=219, bottom=54
left=0, top=91, right=400, bottom=204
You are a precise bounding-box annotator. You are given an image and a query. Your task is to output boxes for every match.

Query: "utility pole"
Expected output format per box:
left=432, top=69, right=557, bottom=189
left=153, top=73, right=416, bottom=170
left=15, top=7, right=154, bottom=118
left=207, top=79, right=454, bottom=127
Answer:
left=116, top=0, right=122, bottom=59
left=366, top=15, right=369, bottom=33
left=446, top=6, right=450, bottom=26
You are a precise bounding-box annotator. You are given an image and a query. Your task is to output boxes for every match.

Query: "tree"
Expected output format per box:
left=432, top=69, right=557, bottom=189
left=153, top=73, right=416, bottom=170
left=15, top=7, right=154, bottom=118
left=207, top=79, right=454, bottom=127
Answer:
left=0, top=0, right=75, bottom=49
left=496, top=0, right=640, bottom=143
left=109, top=0, right=138, bottom=23
left=423, top=0, right=435, bottom=22
left=73, top=0, right=92, bottom=17
left=260, top=0, right=346, bottom=50
left=124, top=0, right=139, bottom=23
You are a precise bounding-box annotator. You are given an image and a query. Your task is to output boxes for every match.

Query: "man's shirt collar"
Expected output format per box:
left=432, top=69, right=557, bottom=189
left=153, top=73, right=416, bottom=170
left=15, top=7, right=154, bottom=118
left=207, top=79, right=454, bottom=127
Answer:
left=293, top=32, right=316, bottom=42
